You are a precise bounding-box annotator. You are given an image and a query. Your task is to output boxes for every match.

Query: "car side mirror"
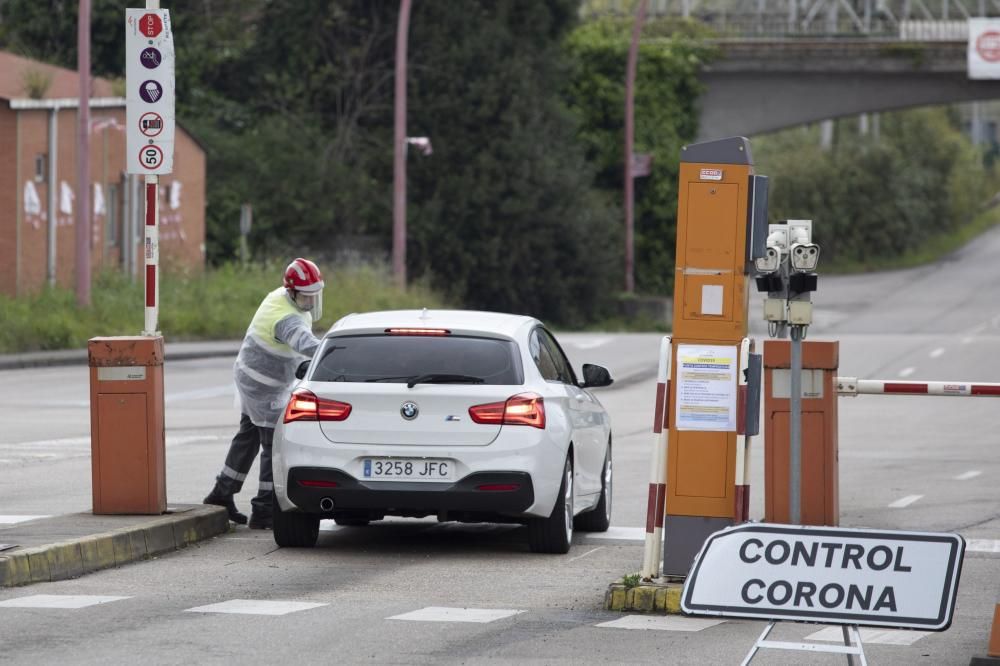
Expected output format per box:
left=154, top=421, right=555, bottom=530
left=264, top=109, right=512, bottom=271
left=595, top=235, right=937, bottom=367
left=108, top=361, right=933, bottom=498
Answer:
left=295, top=360, right=311, bottom=380
left=580, top=363, right=613, bottom=389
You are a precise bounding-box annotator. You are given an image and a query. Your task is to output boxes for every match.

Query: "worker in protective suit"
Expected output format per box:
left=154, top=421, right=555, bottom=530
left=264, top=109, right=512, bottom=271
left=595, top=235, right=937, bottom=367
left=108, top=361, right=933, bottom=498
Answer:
left=203, top=258, right=325, bottom=529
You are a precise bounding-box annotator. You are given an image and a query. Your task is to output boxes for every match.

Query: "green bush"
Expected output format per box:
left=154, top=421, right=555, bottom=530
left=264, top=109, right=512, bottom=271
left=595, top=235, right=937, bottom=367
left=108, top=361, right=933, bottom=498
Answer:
left=0, top=263, right=447, bottom=354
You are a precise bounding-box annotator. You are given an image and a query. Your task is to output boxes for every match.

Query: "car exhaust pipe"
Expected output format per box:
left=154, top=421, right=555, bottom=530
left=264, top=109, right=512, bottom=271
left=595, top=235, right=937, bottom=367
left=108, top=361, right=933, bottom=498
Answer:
left=319, top=497, right=335, bottom=512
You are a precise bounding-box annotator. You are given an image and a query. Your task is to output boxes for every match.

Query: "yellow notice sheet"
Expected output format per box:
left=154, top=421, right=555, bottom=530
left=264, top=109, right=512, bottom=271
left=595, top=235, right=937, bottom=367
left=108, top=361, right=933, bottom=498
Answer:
left=675, top=344, right=737, bottom=431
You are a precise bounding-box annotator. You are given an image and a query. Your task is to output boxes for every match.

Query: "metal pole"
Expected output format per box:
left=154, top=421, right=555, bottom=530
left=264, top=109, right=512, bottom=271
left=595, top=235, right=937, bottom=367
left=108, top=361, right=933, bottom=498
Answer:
left=143, top=0, right=160, bottom=335
left=789, top=324, right=803, bottom=524
left=76, top=0, right=92, bottom=306
left=624, top=0, right=647, bottom=295
left=47, top=108, right=58, bottom=288
left=122, top=173, right=132, bottom=278
left=392, top=0, right=412, bottom=290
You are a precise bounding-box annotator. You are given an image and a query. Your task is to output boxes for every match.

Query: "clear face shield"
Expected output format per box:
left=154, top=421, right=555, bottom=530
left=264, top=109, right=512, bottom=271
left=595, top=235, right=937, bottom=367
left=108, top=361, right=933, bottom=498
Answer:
left=294, top=290, right=323, bottom=321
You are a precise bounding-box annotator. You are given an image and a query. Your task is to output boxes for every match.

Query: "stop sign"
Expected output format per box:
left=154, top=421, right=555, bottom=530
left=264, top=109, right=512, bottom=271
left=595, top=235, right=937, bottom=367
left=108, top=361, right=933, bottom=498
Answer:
left=139, top=13, right=163, bottom=38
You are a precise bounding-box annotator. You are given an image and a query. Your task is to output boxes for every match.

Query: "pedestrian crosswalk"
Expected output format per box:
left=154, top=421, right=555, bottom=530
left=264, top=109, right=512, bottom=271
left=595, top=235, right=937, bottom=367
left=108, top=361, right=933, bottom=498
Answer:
left=0, top=593, right=936, bottom=648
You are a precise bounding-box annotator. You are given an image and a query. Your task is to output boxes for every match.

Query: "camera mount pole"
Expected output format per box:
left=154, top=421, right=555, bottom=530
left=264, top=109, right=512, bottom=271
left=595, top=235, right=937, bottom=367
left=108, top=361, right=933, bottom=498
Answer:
left=789, top=322, right=803, bottom=525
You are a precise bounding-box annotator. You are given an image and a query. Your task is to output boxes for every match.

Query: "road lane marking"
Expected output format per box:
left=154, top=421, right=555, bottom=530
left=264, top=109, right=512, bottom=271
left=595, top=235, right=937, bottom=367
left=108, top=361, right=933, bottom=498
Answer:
left=966, top=539, right=1000, bottom=553
left=0, top=595, right=130, bottom=609
left=185, top=600, right=328, bottom=616
left=596, top=615, right=725, bottom=632
left=954, top=470, right=982, bottom=481
left=929, top=347, right=945, bottom=359
left=898, top=367, right=916, bottom=378
left=584, top=526, right=644, bottom=541
left=388, top=607, right=524, bottom=623
left=805, top=626, right=930, bottom=645
left=568, top=546, right=604, bottom=562
left=0, top=515, right=50, bottom=525
left=888, top=494, right=923, bottom=508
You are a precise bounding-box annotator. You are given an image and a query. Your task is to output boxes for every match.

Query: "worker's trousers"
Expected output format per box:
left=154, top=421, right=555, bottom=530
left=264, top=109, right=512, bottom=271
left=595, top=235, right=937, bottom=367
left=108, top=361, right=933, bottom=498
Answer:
left=212, top=413, right=274, bottom=516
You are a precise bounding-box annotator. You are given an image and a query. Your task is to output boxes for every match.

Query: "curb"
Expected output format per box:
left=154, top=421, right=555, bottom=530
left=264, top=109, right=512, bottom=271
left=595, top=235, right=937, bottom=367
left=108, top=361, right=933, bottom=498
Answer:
left=0, top=505, right=230, bottom=587
left=605, top=579, right=684, bottom=614
left=0, top=343, right=240, bottom=371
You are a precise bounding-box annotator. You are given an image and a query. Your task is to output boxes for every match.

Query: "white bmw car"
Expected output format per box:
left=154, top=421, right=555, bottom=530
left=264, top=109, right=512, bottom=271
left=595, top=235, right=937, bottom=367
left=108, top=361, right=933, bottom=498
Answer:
left=272, top=309, right=614, bottom=553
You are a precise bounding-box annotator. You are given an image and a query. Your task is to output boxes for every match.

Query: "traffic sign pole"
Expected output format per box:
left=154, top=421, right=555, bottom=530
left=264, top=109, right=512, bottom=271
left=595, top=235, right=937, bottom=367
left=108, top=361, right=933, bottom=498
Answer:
left=144, top=0, right=160, bottom=335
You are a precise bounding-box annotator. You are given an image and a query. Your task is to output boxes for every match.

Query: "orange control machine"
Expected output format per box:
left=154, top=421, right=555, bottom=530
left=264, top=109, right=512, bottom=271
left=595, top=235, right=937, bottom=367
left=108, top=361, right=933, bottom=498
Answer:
left=763, top=340, right=839, bottom=525
left=663, top=137, right=768, bottom=576
left=88, top=336, right=167, bottom=514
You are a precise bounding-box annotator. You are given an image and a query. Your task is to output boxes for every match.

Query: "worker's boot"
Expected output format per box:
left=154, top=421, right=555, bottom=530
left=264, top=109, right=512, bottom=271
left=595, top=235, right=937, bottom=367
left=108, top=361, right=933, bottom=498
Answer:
left=203, top=491, right=248, bottom=525
left=248, top=510, right=273, bottom=530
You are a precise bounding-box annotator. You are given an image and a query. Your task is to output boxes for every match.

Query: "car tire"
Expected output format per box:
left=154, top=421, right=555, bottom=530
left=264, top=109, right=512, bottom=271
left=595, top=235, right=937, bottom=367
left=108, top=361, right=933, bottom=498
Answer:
left=272, top=496, right=320, bottom=548
left=527, top=454, right=573, bottom=554
left=575, top=442, right=611, bottom=532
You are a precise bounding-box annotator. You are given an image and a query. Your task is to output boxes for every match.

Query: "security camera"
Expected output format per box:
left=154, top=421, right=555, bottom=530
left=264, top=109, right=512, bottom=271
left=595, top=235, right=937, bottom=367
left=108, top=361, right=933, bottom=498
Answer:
left=789, top=243, right=820, bottom=273
left=754, top=245, right=781, bottom=274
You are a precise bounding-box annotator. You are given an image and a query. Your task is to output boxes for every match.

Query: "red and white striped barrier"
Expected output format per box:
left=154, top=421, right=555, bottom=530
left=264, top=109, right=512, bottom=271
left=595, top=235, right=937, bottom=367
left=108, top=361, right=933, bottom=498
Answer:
left=837, top=378, right=1000, bottom=397
left=734, top=337, right=752, bottom=523
left=143, top=175, right=159, bottom=335
left=641, top=335, right=671, bottom=580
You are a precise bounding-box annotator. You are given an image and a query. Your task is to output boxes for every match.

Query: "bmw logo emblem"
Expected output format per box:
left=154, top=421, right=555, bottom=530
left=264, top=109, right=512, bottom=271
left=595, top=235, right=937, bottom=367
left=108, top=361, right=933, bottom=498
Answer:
left=400, top=401, right=419, bottom=420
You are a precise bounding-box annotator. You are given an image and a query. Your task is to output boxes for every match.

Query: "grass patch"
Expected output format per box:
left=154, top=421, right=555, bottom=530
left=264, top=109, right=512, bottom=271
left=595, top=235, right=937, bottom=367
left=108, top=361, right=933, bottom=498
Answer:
left=622, top=572, right=641, bottom=590
left=0, top=262, right=448, bottom=354
left=824, top=205, right=1000, bottom=274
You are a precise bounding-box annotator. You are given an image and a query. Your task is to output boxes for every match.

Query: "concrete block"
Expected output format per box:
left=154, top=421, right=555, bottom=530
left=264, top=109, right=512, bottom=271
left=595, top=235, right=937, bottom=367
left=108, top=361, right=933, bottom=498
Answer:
left=127, top=529, right=148, bottom=561
left=45, top=542, right=84, bottom=581
left=632, top=586, right=656, bottom=611
left=26, top=549, right=50, bottom=583
left=111, top=531, right=133, bottom=565
left=143, top=521, right=177, bottom=556
left=0, top=553, right=32, bottom=587
left=79, top=536, right=117, bottom=573
left=665, top=586, right=682, bottom=613
left=654, top=587, right=668, bottom=611
left=606, top=586, right=626, bottom=611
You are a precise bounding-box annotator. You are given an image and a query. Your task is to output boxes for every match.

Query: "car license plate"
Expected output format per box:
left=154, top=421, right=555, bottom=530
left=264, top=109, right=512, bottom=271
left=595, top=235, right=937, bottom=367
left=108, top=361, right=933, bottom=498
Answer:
left=362, top=458, right=454, bottom=482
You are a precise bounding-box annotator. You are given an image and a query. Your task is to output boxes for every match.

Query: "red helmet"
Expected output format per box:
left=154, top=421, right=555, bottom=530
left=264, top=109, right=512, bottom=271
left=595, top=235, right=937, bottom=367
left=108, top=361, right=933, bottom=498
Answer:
left=283, top=258, right=324, bottom=294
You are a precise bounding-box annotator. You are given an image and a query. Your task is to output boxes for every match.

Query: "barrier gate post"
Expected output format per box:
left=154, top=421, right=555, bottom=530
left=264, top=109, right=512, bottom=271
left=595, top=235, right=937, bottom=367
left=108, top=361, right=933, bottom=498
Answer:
left=662, top=137, right=767, bottom=576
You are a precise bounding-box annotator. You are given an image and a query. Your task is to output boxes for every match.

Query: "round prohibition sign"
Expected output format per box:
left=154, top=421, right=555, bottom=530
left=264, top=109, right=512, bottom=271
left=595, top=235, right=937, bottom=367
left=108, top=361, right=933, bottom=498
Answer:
left=139, top=144, right=164, bottom=170
left=138, top=112, right=164, bottom=138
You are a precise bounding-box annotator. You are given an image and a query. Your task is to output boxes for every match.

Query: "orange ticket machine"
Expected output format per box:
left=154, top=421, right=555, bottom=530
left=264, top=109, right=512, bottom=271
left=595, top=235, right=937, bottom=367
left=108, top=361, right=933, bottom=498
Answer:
left=88, top=336, right=167, bottom=514
left=763, top=340, right=839, bottom=525
left=663, top=137, right=768, bottom=576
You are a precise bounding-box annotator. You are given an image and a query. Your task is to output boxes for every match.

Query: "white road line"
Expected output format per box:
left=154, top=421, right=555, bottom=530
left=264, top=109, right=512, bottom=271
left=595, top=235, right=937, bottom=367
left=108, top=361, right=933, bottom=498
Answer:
left=585, top=526, right=645, bottom=541
left=185, top=600, right=328, bottom=616
left=966, top=539, right=1000, bottom=553
left=805, top=626, right=930, bottom=645
left=568, top=546, right=604, bottom=562
left=888, top=494, right=923, bottom=508
left=929, top=347, right=945, bottom=359
left=388, top=607, right=524, bottom=623
left=954, top=470, right=982, bottom=481
left=596, top=615, right=725, bottom=632
left=897, top=367, right=916, bottom=378
left=0, top=515, right=50, bottom=525
left=0, top=595, right=130, bottom=609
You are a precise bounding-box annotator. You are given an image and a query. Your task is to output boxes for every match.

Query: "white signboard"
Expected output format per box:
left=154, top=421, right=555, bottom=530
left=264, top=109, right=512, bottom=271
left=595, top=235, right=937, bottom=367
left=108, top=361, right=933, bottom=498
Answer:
left=681, top=523, right=965, bottom=630
left=675, top=344, right=737, bottom=431
left=968, top=18, right=1000, bottom=79
left=126, top=9, right=175, bottom=174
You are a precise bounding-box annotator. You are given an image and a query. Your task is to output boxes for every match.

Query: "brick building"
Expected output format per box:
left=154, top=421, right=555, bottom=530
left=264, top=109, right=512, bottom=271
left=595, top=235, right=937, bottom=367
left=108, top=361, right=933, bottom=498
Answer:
left=0, top=51, right=206, bottom=297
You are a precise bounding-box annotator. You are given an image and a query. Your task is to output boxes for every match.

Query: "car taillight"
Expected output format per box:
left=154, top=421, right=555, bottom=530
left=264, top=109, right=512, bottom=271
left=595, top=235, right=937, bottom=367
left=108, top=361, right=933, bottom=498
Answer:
left=468, top=393, right=545, bottom=429
left=283, top=389, right=352, bottom=423
left=298, top=479, right=339, bottom=488
left=476, top=484, right=521, bottom=492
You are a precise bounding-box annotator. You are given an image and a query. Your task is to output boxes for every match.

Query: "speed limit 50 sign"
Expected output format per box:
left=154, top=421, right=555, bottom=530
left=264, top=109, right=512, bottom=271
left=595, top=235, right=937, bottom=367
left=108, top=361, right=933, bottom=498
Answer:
left=126, top=9, right=175, bottom=174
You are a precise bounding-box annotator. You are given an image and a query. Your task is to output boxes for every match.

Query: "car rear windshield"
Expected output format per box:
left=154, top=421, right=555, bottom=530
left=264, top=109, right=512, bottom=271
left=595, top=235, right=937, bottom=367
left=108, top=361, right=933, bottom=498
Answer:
left=311, top=334, right=524, bottom=385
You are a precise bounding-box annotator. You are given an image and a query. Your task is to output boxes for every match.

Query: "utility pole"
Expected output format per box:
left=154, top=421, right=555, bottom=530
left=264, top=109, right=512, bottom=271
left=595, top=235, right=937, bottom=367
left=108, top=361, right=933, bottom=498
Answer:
left=76, top=0, right=92, bottom=306
left=623, top=0, right=648, bottom=294
left=392, top=0, right=413, bottom=290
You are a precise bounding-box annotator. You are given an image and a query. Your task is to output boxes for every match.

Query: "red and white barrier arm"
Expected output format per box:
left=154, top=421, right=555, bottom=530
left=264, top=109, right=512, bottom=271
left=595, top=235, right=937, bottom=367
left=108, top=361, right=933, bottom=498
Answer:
left=837, top=378, right=1000, bottom=397
left=143, top=175, right=159, bottom=335
left=734, top=337, right=751, bottom=523
left=641, top=335, right=671, bottom=580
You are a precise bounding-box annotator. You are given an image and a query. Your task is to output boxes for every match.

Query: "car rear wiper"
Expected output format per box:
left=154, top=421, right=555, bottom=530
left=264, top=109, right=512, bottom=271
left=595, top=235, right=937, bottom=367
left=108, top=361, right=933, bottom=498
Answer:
left=364, top=376, right=415, bottom=383
left=406, top=374, right=485, bottom=388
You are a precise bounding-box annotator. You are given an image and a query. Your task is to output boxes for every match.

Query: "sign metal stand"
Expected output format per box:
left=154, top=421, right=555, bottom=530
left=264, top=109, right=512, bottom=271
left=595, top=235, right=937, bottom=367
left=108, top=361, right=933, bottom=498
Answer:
left=740, top=621, right=867, bottom=665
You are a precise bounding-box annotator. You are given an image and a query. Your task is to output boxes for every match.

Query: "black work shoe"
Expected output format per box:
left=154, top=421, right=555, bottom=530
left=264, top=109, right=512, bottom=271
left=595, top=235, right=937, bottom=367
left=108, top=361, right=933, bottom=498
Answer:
left=203, top=493, right=248, bottom=525
left=248, top=513, right=273, bottom=530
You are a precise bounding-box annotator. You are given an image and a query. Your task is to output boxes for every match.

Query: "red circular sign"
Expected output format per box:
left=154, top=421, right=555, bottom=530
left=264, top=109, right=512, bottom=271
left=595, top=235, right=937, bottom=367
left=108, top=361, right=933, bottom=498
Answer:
left=139, top=112, right=164, bottom=138
left=139, top=13, right=163, bottom=38
left=139, top=144, right=164, bottom=170
left=976, top=31, right=1000, bottom=62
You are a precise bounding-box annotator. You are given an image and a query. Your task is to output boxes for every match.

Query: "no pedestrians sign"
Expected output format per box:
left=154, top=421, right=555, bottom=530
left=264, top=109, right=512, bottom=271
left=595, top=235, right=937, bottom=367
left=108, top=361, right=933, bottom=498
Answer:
left=126, top=9, right=175, bottom=175
left=681, top=523, right=964, bottom=630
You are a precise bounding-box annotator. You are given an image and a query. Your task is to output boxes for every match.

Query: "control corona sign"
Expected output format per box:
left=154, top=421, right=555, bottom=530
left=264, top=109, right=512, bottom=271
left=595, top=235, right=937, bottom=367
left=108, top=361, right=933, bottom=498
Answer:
left=969, top=18, right=1000, bottom=79
left=126, top=9, right=175, bottom=175
left=681, top=523, right=964, bottom=630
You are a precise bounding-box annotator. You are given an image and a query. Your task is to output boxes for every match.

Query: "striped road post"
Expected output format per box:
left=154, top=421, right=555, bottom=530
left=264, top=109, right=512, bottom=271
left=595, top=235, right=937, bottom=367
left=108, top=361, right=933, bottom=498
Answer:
left=641, top=335, right=671, bottom=580
left=734, top=337, right=752, bottom=522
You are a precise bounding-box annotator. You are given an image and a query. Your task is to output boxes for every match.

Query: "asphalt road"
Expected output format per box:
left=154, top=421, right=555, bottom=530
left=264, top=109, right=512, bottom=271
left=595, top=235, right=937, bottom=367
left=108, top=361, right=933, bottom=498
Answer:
left=1, top=228, right=1000, bottom=664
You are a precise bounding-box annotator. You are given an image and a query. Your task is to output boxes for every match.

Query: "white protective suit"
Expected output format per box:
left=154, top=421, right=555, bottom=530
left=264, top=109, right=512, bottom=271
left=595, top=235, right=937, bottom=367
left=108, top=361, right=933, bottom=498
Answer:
left=234, top=287, right=322, bottom=427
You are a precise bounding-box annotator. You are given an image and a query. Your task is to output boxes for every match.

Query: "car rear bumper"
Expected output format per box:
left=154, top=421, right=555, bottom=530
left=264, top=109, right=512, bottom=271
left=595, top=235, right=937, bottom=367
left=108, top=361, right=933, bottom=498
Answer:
left=285, top=467, right=534, bottom=516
